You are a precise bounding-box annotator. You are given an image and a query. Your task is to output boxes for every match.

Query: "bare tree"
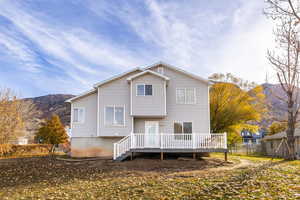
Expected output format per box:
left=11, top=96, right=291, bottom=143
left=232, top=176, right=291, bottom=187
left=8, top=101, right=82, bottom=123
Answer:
left=266, top=0, right=300, bottom=23
left=267, top=16, right=300, bottom=160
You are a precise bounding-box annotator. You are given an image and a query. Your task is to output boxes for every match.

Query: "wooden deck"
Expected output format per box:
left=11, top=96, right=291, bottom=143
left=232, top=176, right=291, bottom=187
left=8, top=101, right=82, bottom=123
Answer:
left=132, top=148, right=227, bottom=153
left=114, top=133, right=228, bottom=161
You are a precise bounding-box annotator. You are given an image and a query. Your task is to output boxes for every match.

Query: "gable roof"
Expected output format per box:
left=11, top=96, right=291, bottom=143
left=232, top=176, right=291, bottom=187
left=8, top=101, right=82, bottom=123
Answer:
left=67, top=62, right=210, bottom=103
left=93, top=67, right=143, bottom=88
left=126, top=70, right=170, bottom=81
left=144, top=61, right=211, bottom=85
left=65, top=88, right=97, bottom=103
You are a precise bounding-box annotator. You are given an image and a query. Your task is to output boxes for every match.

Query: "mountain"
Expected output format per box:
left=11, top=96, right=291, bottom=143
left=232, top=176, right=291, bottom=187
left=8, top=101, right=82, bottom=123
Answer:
left=25, top=94, right=75, bottom=126
left=261, top=83, right=288, bottom=124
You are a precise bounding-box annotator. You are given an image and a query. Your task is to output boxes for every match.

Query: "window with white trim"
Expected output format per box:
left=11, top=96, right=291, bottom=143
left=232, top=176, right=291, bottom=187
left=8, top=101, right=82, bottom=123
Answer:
left=73, top=108, right=85, bottom=123
left=174, top=122, right=193, bottom=133
left=174, top=122, right=193, bottom=139
left=105, top=106, right=125, bottom=126
left=176, top=88, right=196, bottom=104
left=137, top=84, right=152, bottom=96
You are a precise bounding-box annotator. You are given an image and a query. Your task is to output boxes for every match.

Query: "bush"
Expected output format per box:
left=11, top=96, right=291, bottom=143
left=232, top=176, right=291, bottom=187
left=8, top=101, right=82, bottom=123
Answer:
left=0, top=144, right=51, bottom=157
left=0, top=144, right=13, bottom=156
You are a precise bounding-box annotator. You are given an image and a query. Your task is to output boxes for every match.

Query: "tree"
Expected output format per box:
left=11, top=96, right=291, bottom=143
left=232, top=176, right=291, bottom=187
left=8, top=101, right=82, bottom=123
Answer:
left=0, top=88, right=23, bottom=144
left=209, top=81, right=266, bottom=147
left=35, top=115, right=68, bottom=152
left=268, top=121, right=287, bottom=135
left=0, top=88, right=40, bottom=144
left=265, top=0, right=300, bottom=24
left=266, top=15, right=300, bottom=159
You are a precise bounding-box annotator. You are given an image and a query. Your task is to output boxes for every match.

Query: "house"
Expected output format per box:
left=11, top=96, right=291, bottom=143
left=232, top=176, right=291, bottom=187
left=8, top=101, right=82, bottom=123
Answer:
left=262, top=130, right=300, bottom=159
left=241, top=129, right=266, bottom=144
left=66, top=62, right=227, bottom=161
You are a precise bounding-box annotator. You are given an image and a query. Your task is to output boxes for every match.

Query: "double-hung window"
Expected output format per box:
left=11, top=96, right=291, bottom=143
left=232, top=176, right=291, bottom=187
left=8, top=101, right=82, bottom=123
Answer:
left=105, top=106, right=125, bottom=126
left=137, top=84, right=152, bottom=96
left=174, top=122, right=193, bottom=140
left=73, top=108, right=85, bottom=123
left=176, top=88, right=196, bottom=104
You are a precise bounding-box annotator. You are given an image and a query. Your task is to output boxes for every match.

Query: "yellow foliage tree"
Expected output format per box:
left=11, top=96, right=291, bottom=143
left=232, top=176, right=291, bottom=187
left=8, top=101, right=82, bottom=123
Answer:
left=35, top=115, right=68, bottom=152
left=0, top=89, right=24, bottom=143
left=0, top=88, right=40, bottom=144
left=268, top=122, right=287, bottom=136
left=210, top=82, right=266, bottom=146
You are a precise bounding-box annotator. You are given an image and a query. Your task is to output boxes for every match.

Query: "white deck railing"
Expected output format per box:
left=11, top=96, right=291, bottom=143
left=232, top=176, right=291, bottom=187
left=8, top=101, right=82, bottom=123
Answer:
left=113, top=133, right=227, bottom=160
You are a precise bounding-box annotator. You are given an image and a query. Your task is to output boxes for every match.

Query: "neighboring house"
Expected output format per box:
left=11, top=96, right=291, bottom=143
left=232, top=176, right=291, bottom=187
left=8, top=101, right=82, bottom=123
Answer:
left=241, top=129, right=266, bottom=144
left=9, top=136, right=29, bottom=145
left=262, top=130, right=300, bottom=159
left=66, top=62, right=227, bottom=160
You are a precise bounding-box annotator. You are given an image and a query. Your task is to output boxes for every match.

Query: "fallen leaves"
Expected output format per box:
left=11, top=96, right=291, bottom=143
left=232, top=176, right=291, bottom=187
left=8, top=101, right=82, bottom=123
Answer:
left=0, top=156, right=299, bottom=199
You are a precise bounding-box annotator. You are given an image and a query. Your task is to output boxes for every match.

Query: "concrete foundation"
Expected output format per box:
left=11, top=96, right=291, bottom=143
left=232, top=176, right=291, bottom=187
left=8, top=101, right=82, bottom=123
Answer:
left=70, top=137, right=123, bottom=157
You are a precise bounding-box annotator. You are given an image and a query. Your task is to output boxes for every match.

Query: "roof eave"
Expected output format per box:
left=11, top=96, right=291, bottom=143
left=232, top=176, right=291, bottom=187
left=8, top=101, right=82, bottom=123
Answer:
left=144, top=61, right=210, bottom=85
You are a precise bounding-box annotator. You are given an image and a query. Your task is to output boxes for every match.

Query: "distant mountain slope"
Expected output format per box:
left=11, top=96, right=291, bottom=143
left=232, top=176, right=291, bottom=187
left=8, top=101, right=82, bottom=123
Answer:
left=25, top=94, right=75, bottom=126
left=261, top=83, right=287, bottom=123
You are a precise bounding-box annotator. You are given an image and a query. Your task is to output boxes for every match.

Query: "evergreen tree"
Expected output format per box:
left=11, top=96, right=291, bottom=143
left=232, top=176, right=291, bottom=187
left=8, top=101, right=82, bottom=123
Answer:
left=35, top=115, right=68, bottom=152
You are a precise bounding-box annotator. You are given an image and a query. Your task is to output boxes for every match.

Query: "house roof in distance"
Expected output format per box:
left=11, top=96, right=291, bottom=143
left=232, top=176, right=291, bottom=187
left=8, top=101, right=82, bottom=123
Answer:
left=263, top=129, right=300, bottom=140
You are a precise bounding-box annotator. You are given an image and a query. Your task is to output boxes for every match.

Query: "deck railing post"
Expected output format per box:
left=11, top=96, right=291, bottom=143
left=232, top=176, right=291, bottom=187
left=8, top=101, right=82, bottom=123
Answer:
left=113, top=143, right=116, bottom=160
left=130, top=132, right=134, bottom=149
left=192, top=133, right=196, bottom=149
left=160, top=133, right=163, bottom=149
left=224, top=132, right=227, bottom=149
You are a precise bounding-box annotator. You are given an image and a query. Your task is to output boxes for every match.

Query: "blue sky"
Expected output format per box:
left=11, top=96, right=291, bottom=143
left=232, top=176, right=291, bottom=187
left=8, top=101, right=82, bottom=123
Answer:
left=0, top=0, right=274, bottom=97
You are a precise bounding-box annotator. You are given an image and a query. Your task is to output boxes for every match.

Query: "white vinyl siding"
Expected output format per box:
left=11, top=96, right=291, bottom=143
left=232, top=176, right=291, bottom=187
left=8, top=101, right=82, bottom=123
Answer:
left=176, top=88, right=196, bottom=104
left=73, top=107, right=85, bottom=123
left=157, top=67, right=164, bottom=74
left=105, top=105, right=125, bottom=126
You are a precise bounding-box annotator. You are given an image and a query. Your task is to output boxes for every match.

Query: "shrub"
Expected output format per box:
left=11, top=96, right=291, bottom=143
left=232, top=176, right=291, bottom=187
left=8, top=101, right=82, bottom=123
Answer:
left=0, top=144, right=51, bottom=157
left=0, top=144, right=13, bottom=156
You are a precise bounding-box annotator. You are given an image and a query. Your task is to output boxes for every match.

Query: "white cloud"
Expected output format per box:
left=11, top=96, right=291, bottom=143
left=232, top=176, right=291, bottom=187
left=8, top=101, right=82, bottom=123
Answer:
left=0, top=31, right=40, bottom=73
left=0, top=1, right=150, bottom=93
left=0, top=0, right=277, bottom=97
left=89, top=0, right=276, bottom=83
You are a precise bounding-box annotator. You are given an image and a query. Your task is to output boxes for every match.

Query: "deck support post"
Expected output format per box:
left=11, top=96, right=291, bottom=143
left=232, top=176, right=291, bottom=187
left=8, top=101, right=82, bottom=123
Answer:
left=130, top=152, right=133, bottom=161
left=224, top=152, right=228, bottom=162
left=193, top=152, right=196, bottom=160
left=160, top=152, right=164, bottom=161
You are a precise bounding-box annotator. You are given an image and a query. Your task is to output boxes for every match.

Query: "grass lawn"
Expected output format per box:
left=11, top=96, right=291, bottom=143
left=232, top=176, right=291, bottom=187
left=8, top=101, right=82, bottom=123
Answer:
left=0, top=154, right=299, bottom=200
